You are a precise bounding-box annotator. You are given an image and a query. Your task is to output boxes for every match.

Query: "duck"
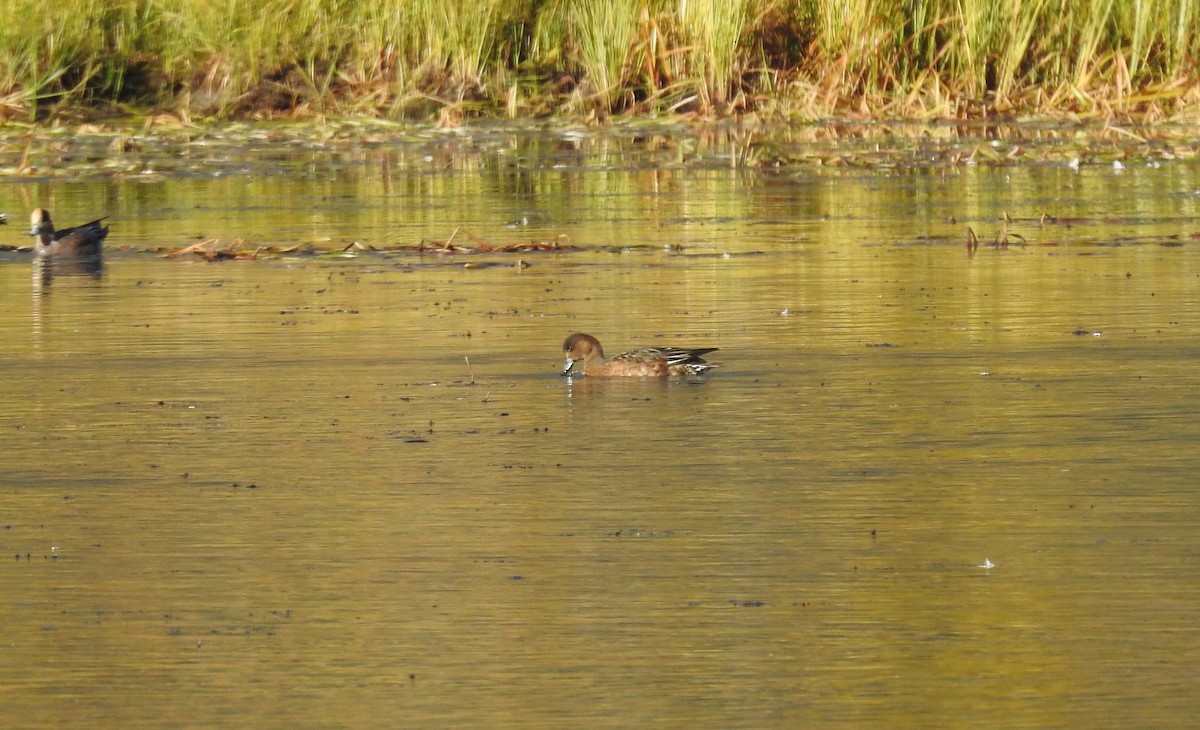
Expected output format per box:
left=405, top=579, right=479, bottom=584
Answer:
left=30, top=208, right=108, bottom=257
left=561, top=333, right=718, bottom=377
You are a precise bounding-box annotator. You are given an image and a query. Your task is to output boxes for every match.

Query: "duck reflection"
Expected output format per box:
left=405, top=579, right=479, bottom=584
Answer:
left=30, top=251, right=105, bottom=348
left=32, top=254, right=105, bottom=288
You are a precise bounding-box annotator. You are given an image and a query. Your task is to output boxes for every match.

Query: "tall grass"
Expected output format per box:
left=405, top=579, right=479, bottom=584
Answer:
left=0, top=0, right=1198, bottom=122
left=681, top=0, right=755, bottom=110
left=0, top=0, right=143, bottom=119
left=565, top=0, right=644, bottom=110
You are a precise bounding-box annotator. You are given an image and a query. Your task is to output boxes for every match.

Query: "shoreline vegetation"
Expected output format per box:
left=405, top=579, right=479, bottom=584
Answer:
left=2, top=0, right=1199, bottom=127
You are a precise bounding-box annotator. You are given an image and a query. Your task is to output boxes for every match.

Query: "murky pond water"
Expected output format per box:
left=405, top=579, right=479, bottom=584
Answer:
left=2, top=126, right=1200, bottom=727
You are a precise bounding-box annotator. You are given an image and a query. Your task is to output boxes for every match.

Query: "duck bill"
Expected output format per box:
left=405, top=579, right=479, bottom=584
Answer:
left=561, top=358, right=576, bottom=376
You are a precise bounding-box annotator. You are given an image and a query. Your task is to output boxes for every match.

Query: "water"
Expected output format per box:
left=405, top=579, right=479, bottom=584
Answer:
left=2, top=125, right=1199, bottom=727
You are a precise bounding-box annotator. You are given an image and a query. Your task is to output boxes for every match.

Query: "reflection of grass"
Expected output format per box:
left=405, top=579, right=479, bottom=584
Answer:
left=0, top=0, right=1198, bottom=121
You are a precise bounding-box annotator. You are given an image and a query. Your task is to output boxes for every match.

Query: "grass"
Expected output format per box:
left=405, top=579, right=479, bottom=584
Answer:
left=566, top=0, right=643, bottom=111
left=0, top=0, right=1198, bottom=122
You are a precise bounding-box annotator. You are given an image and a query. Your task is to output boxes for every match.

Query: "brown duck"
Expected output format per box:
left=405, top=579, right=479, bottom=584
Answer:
left=30, top=208, right=109, bottom=257
left=561, top=333, right=719, bottom=377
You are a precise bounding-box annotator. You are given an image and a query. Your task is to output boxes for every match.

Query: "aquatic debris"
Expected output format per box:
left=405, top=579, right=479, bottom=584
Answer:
left=978, top=558, right=995, bottom=569
left=964, top=212, right=1029, bottom=250
left=164, top=238, right=263, bottom=261
left=994, top=211, right=1014, bottom=248
left=410, top=226, right=574, bottom=255
left=163, top=237, right=361, bottom=260
left=461, top=259, right=532, bottom=270
left=157, top=230, right=573, bottom=261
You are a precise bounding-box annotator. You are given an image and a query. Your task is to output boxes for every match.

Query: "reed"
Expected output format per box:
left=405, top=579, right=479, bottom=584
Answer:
left=562, top=0, right=645, bottom=110
left=681, top=0, right=755, bottom=111
left=0, top=0, right=1197, bottom=122
left=0, top=0, right=138, bottom=119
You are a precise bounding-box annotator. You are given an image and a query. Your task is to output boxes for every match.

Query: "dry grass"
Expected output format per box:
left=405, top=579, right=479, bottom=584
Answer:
left=0, top=0, right=1198, bottom=122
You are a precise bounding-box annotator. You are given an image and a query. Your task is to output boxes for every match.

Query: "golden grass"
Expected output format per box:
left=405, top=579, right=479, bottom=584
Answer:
left=0, top=0, right=1198, bottom=122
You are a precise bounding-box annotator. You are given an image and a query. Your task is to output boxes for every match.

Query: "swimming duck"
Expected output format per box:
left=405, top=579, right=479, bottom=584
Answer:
left=30, top=208, right=108, bottom=257
left=561, top=333, right=718, bottom=377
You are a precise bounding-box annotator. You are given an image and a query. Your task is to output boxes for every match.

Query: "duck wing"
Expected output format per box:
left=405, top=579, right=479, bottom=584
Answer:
left=54, top=217, right=109, bottom=242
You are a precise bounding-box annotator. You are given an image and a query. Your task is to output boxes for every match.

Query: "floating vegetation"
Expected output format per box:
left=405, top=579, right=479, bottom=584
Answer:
left=1, top=116, right=1197, bottom=183
left=164, top=238, right=281, bottom=261
left=158, top=227, right=574, bottom=262
left=413, top=227, right=574, bottom=255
